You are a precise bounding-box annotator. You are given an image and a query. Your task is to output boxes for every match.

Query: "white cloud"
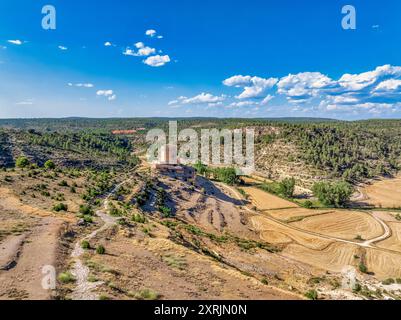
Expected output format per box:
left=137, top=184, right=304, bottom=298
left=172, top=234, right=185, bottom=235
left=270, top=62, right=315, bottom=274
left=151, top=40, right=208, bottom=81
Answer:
left=274, top=65, right=401, bottom=113
left=77, top=83, right=94, bottom=88
left=123, top=44, right=156, bottom=57
left=261, top=94, right=274, bottom=105
left=229, top=101, right=257, bottom=108
left=58, top=45, right=68, bottom=50
left=322, top=95, right=359, bottom=105
left=157, top=35, right=164, bottom=39
left=97, top=90, right=116, bottom=101
left=168, top=64, right=401, bottom=117
left=182, top=93, right=226, bottom=105
left=207, top=102, right=223, bottom=107
left=306, top=66, right=401, bottom=114
left=228, top=95, right=274, bottom=108
left=143, top=54, right=170, bottom=67
left=374, top=79, right=401, bottom=92
left=68, top=83, right=94, bottom=88
left=277, top=72, right=336, bottom=100
left=97, top=90, right=114, bottom=96
left=8, top=40, right=22, bottom=45
left=16, top=99, right=34, bottom=105
left=145, top=29, right=157, bottom=37
left=104, top=42, right=112, bottom=47
left=137, top=46, right=156, bottom=56
left=123, top=48, right=136, bottom=56
left=223, top=75, right=253, bottom=87
left=338, top=65, right=401, bottom=91
left=135, top=42, right=144, bottom=49
left=323, top=102, right=398, bottom=114
left=168, top=100, right=179, bottom=106
left=223, top=75, right=278, bottom=99
left=169, top=93, right=226, bottom=106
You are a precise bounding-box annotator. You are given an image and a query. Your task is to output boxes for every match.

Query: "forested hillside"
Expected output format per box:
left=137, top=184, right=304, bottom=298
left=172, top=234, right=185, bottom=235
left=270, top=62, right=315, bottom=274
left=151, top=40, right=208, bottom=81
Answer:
left=279, top=120, right=401, bottom=183
left=1, top=118, right=400, bottom=185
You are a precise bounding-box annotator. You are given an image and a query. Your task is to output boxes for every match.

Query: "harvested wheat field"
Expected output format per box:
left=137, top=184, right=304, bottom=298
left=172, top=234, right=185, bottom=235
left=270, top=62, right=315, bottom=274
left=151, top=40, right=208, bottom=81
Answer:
left=361, top=175, right=401, bottom=208
left=376, top=222, right=401, bottom=253
left=251, top=215, right=333, bottom=249
left=240, top=187, right=297, bottom=210
left=266, top=207, right=333, bottom=221
left=282, top=242, right=359, bottom=274
left=365, top=248, right=401, bottom=279
left=290, top=210, right=383, bottom=241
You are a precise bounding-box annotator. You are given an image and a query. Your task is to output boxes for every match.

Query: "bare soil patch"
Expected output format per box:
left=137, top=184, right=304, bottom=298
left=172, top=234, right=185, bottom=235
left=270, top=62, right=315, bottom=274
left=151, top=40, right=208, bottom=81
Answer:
left=75, top=223, right=299, bottom=300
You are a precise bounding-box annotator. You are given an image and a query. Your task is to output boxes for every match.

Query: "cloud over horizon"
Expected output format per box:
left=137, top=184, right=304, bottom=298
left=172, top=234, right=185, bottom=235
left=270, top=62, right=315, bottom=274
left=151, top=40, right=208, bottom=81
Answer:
left=169, top=65, right=401, bottom=117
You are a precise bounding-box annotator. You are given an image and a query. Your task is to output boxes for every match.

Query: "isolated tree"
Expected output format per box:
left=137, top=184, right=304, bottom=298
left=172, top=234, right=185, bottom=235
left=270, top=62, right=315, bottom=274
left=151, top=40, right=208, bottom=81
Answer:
left=44, top=160, right=56, bottom=170
left=278, top=178, right=296, bottom=198
left=15, top=156, right=29, bottom=168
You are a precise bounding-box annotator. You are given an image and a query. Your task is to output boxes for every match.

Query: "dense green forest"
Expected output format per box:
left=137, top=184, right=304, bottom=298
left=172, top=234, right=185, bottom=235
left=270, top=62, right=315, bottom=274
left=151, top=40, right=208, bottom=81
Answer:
left=23, top=130, right=133, bottom=161
left=278, top=120, right=401, bottom=182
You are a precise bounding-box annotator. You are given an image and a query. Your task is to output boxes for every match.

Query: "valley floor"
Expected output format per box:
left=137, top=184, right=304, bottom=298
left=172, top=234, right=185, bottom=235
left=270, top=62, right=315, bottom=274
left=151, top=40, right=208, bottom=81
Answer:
left=1, top=166, right=401, bottom=300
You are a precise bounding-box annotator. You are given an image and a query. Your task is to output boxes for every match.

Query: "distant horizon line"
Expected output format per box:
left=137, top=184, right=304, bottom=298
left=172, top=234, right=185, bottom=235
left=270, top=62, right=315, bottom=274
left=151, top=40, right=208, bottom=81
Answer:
left=1, top=116, right=401, bottom=122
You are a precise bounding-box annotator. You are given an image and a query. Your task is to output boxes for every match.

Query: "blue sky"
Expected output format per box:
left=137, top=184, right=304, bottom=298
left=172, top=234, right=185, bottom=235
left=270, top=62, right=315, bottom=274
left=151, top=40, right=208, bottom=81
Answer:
left=1, top=0, right=401, bottom=119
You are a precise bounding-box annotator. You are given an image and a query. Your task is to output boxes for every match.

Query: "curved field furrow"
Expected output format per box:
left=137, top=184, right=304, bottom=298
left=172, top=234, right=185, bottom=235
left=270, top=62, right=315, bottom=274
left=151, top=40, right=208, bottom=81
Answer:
left=366, top=248, right=401, bottom=279
left=266, top=208, right=333, bottom=221
left=251, top=215, right=333, bottom=250
left=290, top=210, right=383, bottom=241
left=282, top=242, right=359, bottom=273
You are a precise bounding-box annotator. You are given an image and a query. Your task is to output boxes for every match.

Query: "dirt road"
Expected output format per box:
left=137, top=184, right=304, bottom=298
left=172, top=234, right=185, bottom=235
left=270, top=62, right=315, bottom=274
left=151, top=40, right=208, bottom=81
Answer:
left=0, top=216, right=63, bottom=300
left=70, top=177, right=133, bottom=300
left=220, top=184, right=394, bottom=252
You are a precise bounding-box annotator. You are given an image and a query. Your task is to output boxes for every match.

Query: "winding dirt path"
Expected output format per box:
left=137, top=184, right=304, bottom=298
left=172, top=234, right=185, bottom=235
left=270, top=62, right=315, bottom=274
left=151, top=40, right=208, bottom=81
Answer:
left=69, top=177, right=133, bottom=300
